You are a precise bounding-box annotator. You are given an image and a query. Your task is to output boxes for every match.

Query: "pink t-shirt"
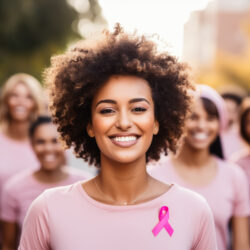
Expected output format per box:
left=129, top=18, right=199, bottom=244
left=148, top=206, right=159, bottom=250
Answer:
left=231, top=149, right=250, bottom=195
left=221, top=125, right=246, bottom=159
left=0, top=132, right=39, bottom=201
left=19, top=182, right=218, bottom=250
left=1, top=168, right=87, bottom=227
left=149, top=157, right=250, bottom=250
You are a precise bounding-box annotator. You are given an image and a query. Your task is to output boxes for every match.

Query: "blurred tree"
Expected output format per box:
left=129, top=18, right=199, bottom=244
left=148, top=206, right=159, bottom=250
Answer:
left=0, top=0, right=106, bottom=86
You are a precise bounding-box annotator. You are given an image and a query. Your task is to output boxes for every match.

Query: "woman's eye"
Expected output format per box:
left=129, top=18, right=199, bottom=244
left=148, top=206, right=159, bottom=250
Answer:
left=207, top=116, right=217, bottom=122
left=34, top=139, right=45, bottom=145
left=188, top=114, right=198, bottom=120
left=132, top=107, right=147, bottom=113
left=100, top=108, right=115, bottom=114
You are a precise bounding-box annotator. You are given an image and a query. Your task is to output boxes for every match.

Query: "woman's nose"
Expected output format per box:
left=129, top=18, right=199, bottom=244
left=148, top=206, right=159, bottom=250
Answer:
left=115, top=110, right=132, bottom=130
left=197, top=119, right=207, bottom=130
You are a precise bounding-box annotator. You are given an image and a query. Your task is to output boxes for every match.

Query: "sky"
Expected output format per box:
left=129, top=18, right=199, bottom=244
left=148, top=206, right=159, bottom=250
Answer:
left=98, top=0, right=212, bottom=58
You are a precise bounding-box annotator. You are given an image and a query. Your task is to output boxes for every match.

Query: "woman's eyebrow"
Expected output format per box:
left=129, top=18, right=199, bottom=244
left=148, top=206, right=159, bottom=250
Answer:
left=96, top=99, right=116, bottom=107
left=95, top=98, right=150, bottom=107
left=129, top=98, right=150, bottom=105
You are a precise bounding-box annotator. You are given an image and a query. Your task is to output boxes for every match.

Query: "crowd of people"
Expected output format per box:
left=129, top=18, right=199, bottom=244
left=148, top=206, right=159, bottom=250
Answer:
left=0, top=25, right=249, bottom=250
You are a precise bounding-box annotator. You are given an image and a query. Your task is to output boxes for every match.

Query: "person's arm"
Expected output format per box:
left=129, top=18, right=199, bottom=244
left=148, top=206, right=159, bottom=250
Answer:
left=231, top=166, right=250, bottom=250
left=193, top=200, right=218, bottom=250
left=18, top=193, right=50, bottom=250
left=2, top=221, right=19, bottom=250
left=0, top=181, right=19, bottom=250
left=232, top=216, right=250, bottom=250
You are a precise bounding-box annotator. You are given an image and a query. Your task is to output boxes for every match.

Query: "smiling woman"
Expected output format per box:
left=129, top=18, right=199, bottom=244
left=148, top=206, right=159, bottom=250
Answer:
left=19, top=25, right=218, bottom=250
left=150, top=85, right=250, bottom=250
left=0, top=74, right=45, bottom=246
left=0, top=116, right=86, bottom=250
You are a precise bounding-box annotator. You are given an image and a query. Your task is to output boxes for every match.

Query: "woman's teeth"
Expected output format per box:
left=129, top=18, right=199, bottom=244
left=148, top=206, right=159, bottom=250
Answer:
left=14, top=106, right=26, bottom=113
left=193, top=133, right=208, bottom=140
left=113, top=136, right=137, bottom=142
left=43, top=154, right=56, bottom=162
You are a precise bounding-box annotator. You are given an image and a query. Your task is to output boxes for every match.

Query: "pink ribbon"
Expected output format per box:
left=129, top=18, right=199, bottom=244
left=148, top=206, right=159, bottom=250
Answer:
left=152, top=206, right=174, bottom=237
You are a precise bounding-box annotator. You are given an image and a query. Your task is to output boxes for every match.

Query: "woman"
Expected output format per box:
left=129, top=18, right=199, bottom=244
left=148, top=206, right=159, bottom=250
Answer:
left=0, top=73, right=45, bottom=201
left=231, top=97, right=250, bottom=192
left=150, top=85, right=250, bottom=250
left=1, top=116, right=87, bottom=250
left=19, top=25, right=217, bottom=250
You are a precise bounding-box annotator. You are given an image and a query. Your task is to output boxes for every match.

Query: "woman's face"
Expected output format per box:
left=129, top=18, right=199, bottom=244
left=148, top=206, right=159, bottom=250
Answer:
left=7, top=83, right=35, bottom=122
left=32, top=123, right=65, bottom=171
left=184, top=99, right=219, bottom=151
left=87, top=75, right=159, bottom=165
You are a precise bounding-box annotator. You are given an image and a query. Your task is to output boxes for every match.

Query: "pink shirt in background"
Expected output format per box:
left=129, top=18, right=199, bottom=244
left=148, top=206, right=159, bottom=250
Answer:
left=0, top=168, right=87, bottom=227
left=221, top=125, right=246, bottom=159
left=231, top=148, right=250, bottom=195
left=149, top=157, right=250, bottom=250
left=0, top=132, right=39, bottom=200
left=19, top=181, right=218, bottom=250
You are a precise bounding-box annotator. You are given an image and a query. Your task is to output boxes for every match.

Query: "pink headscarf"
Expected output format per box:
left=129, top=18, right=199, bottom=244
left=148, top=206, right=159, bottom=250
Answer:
left=196, top=84, right=228, bottom=131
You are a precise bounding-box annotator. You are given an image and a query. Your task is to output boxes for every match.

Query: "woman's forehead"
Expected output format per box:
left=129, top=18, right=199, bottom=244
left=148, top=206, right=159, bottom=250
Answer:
left=92, top=75, right=153, bottom=103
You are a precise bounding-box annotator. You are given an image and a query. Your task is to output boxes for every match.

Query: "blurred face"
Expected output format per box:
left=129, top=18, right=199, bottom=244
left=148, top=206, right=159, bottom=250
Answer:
left=7, top=83, right=35, bottom=122
left=224, top=98, right=239, bottom=126
left=184, top=99, right=219, bottom=151
left=245, top=111, right=250, bottom=142
left=87, top=75, right=159, bottom=165
left=32, top=123, right=65, bottom=171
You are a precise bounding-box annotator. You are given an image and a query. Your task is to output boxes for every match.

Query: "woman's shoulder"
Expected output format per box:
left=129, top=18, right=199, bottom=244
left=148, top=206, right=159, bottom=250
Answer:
left=3, top=170, right=35, bottom=193
left=42, top=181, right=82, bottom=200
left=216, top=156, right=242, bottom=171
left=230, top=148, right=250, bottom=164
left=24, top=182, right=83, bottom=219
left=215, top=157, right=248, bottom=183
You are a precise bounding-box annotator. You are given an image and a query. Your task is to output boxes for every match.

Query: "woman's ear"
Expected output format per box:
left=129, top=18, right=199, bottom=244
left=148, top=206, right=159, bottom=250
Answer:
left=153, top=120, right=159, bottom=135
left=87, top=123, right=95, bottom=138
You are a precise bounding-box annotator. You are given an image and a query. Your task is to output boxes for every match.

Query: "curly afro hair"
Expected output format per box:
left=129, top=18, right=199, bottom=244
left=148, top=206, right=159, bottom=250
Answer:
left=45, top=24, right=193, bottom=167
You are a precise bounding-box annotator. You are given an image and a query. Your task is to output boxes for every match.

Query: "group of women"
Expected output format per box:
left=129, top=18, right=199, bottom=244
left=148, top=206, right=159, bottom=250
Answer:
left=0, top=24, right=249, bottom=249
left=0, top=74, right=88, bottom=249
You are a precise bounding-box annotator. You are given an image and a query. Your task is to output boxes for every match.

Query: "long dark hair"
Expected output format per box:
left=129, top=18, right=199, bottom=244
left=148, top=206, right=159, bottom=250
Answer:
left=201, top=97, right=224, bottom=159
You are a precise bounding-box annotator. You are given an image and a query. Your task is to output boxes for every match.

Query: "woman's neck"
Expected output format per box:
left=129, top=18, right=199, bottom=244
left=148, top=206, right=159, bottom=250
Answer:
left=33, top=167, right=68, bottom=184
left=5, top=120, right=30, bottom=141
left=97, top=156, right=150, bottom=205
left=176, top=143, right=211, bottom=168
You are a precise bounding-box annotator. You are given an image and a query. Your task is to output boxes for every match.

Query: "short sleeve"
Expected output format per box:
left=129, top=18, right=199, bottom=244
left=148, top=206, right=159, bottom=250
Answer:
left=192, top=201, right=218, bottom=250
left=232, top=166, right=250, bottom=217
left=0, top=182, right=19, bottom=222
left=18, top=192, right=50, bottom=250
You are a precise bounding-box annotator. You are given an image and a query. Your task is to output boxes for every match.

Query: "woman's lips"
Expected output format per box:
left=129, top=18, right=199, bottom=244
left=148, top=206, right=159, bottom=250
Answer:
left=109, top=135, right=140, bottom=148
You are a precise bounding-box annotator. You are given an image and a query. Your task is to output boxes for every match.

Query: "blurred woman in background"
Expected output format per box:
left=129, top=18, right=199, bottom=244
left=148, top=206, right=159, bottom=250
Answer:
left=150, top=85, right=250, bottom=250
left=231, top=97, right=250, bottom=192
left=0, top=73, right=45, bottom=201
left=220, top=93, right=246, bottom=160
left=1, top=116, right=87, bottom=250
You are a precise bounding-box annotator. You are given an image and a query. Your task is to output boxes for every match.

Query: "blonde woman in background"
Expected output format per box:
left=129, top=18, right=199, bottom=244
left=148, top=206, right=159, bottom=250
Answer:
left=0, top=73, right=45, bottom=206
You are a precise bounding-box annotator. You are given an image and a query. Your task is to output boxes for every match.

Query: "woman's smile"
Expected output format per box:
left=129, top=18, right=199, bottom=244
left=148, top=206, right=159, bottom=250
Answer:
left=109, top=133, right=141, bottom=147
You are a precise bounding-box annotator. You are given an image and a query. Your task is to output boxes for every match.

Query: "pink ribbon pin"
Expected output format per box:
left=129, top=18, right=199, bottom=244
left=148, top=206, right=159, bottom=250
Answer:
left=152, top=206, right=174, bottom=237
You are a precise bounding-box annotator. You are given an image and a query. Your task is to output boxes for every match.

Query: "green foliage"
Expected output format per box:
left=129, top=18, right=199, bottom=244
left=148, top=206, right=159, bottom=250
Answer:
left=0, top=0, right=81, bottom=85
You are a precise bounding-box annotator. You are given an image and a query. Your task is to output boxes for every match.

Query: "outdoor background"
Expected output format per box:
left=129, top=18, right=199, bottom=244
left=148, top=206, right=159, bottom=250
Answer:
left=0, top=0, right=250, bottom=95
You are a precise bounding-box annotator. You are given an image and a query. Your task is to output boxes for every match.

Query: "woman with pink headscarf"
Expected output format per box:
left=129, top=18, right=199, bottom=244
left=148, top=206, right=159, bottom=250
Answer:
left=150, top=85, right=250, bottom=250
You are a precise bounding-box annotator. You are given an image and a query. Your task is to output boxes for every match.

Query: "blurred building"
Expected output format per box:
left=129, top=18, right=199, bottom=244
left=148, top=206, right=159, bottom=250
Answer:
left=182, top=0, right=250, bottom=68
